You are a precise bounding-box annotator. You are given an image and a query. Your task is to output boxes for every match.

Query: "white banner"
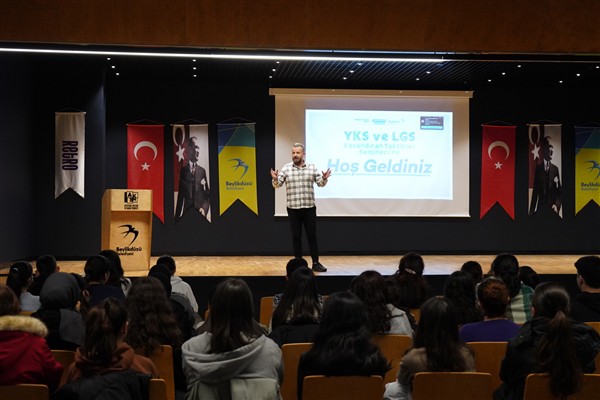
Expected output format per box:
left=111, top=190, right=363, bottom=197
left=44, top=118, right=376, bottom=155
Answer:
left=55, top=112, right=85, bottom=198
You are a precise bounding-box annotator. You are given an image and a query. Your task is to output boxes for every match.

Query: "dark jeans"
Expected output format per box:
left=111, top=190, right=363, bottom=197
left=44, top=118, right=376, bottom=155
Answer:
left=287, top=206, right=319, bottom=263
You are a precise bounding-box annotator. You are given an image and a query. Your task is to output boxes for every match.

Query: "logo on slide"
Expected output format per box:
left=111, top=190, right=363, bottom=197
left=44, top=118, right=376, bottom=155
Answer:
left=420, top=116, right=444, bottom=130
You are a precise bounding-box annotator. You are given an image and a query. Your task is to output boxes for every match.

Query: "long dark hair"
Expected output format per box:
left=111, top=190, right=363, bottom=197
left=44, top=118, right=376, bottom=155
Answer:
left=271, top=267, right=321, bottom=329
left=209, top=278, right=261, bottom=354
left=99, top=249, right=129, bottom=291
left=388, top=252, right=428, bottom=308
left=82, top=298, right=128, bottom=366
left=125, top=277, right=182, bottom=355
left=0, top=284, right=20, bottom=316
left=443, top=271, right=482, bottom=325
left=533, top=282, right=583, bottom=398
left=303, top=292, right=389, bottom=375
left=413, top=296, right=472, bottom=371
left=491, top=253, right=521, bottom=298
left=350, top=270, right=392, bottom=333
left=6, top=261, right=33, bottom=297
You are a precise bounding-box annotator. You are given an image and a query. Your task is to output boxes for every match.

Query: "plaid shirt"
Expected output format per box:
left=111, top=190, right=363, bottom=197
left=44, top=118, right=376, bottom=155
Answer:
left=272, top=162, right=327, bottom=209
left=506, top=284, right=534, bottom=323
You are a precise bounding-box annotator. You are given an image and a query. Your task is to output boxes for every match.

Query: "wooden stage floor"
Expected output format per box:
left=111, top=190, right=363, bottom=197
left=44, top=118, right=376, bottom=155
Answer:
left=49, top=254, right=590, bottom=278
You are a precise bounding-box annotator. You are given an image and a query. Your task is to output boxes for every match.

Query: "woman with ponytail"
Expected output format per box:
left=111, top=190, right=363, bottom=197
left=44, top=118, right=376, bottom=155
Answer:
left=6, top=261, right=41, bottom=312
left=64, top=298, right=158, bottom=382
left=387, top=252, right=432, bottom=309
left=495, top=282, right=600, bottom=400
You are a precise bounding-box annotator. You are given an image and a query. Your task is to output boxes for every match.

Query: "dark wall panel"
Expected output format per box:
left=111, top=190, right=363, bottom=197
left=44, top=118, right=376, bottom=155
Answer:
left=0, top=54, right=35, bottom=261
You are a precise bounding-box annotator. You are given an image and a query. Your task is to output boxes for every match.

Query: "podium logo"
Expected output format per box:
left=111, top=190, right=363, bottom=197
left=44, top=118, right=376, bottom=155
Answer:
left=119, top=224, right=139, bottom=245
left=124, top=191, right=139, bottom=210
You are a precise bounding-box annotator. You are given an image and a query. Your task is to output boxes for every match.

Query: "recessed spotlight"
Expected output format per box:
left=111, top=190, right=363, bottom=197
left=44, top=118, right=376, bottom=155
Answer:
left=272, top=68, right=276, bottom=72
left=193, top=74, right=197, bottom=78
left=193, top=66, right=197, bottom=70
left=596, top=66, right=599, bottom=69
left=357, top=62, right=363, bottom=66
left=517, top=65, right=522, bottom=68
left=343, top=77, right=347, bottom=80
left=416, top=77, right=420, bottom=81
left=502, top=72, right=506, bottom=75
left=426, top=71, right=431, bottom=74
left=269, top=75, right=273, bottom=79
left=115, top=72, right=119, bottom=76
left=192, top=59, right=196, bottom=62
left=576, top=73, right=581, bottom=77
left=559, top=80, right=563, bottom=83
left=111, top=65, right=116, bottom=69
left=276, top=61, right=280, bottom=64
left=106, top=57, right=111, bottom=61
left=350, top=70, right=354, bottom=73
left=488, top=79, right=492, bottom=82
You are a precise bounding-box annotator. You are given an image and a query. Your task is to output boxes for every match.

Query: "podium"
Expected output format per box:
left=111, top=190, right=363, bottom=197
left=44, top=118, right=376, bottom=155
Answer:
left=101, top=189, right=152, bottom=273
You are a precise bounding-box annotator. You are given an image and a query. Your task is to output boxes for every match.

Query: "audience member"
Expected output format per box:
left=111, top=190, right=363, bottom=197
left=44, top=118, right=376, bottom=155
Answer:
left=491, top=253, right=534, bottom=323
left=269, top=267, right=322, bottom=346
left=459, top=277, right=520, bottom=342
left=443, top=271, right=483, bottom=326
left=297, top=291, right=390, bottom=399
left=59, top=298, right=158, bottom=398
left=273, top=257, right=311, bottom=307
left=384, top=296, right=476, bottom=400
left=518, top=265, right=540, bottom=289
left=149, top=264, right=196, bottom=340
left=350, top=270, right=413, bottom=335
left=82, top=255, right=126, bottom=309
left=571, top=255, right=600, bottom=322
left=495, top=282, right=600, bottom=400
left=0, top=284, right=63, bottom=392
left=460, top=260, right=483, bottom=285
left=126, top=276, right=186, bottom=393
left=29, top=254, right=59, bottom=296
left=99, top=249, right=131, bottom=295
left=387, top=252, right=431, bottom=310
left=182, top=278, right=283, bottom=398
left=32, top=272, right=85, bottom=350
left=6, top=261, right=41, bottom=312
left=157, top=254, right=200, bottom=313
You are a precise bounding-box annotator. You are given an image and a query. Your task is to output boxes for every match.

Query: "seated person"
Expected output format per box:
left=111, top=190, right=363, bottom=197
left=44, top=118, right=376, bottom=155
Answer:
left=29, top=254, right=59, bottom=296
left=32, top=272, right=85, bottom=350
left=0, top=284, right=63, bottom=393
left=6, top=261, right=41, bottom=312
left=459, top=277, right=520, bottom=342
left=297, top=291, right=389, bottom=399
left=444, top=271, right=483, bottom=327
left=570, top=255, right=600, bottom=322
left=82, top=255, right=126, bottom=310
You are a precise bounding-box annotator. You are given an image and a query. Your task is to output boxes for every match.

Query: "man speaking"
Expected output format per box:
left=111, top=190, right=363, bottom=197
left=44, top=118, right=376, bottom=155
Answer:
left=271, top=143, right=331, bottom=272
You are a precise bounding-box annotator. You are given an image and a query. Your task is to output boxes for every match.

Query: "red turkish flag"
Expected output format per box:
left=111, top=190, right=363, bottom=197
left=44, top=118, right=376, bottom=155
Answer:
left=481, top=125, right=516, bottom=219
left=127, top=124, right=165, bottom=223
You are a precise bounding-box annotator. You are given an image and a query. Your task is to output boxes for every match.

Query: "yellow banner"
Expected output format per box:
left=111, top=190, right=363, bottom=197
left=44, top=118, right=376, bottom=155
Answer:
left=575, top=148, right=600, bottom=214
left=218, top=123, right=258, bottom=215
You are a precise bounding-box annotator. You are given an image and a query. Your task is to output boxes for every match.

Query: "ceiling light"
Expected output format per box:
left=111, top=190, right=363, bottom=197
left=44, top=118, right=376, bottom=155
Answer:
left=488, top=79, right=492, bottom=82
left=115, top=72, right=119, bottom=76
left=111, top=65, right=116, bottom=69
left=343, top=77, right=347, bottom=80
left=502, top=72, right=506, bottom=75
left=416, top=77, right=420, bottom=80
left=426, top=71, right=431, bottom=74
left=192, top=59, right=196, bottom=62
left=350, top=70, right=354, bottom=73
left=193, top=74, right=197, bottom=77
left=576, top=73, right=581, bottom=77
left=193, top=66, right=197, bottom=70
left=106, top=57, right=111, bottom=61
left=517, top=65, right=522, bottom=68
left=272, top=68, right=276, bottom=72
left=559, top=80, right=563, bottom=83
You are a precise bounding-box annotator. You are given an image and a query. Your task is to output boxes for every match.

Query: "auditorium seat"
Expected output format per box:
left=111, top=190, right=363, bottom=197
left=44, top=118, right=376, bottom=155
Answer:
left=281, top=342, right=313, bottom=400
left=371, top=334, right=412, bottom=384
left=523, top=373, right=600, bottom=400
left=302, top=375, right=384, bottom=400
left=259, top=296, right=275, bottom=327
left=134, top=345, right=175, bottom=400
left=412, top=372, right=493, bottom=400
left=50, top=349, right=75, bottom=386
left=467, top=341, right=508, bottom=389
left=0, top=384, right=49, bottom=400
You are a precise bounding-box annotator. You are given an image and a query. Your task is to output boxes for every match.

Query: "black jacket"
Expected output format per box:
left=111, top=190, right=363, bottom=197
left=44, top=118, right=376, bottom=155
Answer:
left=53, top=370, right=151, bottom=400
left=570, top=292, right=600, bottom=322
left=494, top=317, right=600, bottom=400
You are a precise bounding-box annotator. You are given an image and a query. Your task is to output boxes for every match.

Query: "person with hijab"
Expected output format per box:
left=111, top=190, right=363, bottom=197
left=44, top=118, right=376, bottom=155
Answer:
left=32, top=272, right=85, bottom=350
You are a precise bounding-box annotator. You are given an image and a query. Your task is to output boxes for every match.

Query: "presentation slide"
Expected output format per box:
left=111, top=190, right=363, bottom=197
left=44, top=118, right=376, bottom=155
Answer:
left=271, top=89, right=472, bottom=217
left=306, top=109, right=453, bottom=200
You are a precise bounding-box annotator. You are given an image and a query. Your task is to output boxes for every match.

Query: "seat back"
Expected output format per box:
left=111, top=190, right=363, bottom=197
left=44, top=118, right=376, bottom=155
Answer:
left=467, top=341, right=508, bottom=389
left=409, top=308, right=420, bottom=323
left=371, top=334, right=412, bottom=384
left=135, top=345, right=175, bottom=400
left=584, top=322, right=600, bottom=372
left=0, top=384, right=49, bottom=400
left=149, top=378, right=168, bottom=400
left=412, top=372, right=493, bottom=400
left=302, top=375, right=384, bottom=400
left=281, top=342, right=313, bottom=400
left=523, top=373, right=600, bottom=400
left=50, top=349, right=76, bottom=386
left=260, top=296, right=275, bottom=327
